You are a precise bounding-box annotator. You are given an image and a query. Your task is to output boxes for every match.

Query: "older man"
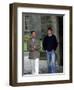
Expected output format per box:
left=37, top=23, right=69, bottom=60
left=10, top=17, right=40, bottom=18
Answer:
left=28, top=31, right=40, bottom=75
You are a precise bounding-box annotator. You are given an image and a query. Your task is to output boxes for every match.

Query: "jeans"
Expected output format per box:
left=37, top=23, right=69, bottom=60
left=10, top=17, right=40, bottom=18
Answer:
left=46, top=50, right=56, bottom=73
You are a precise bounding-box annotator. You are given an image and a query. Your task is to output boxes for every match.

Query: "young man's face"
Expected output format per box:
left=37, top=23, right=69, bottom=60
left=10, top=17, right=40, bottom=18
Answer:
left=32, top=32, right=36, bottom=38
left=48, top=29, right=52, bottom=36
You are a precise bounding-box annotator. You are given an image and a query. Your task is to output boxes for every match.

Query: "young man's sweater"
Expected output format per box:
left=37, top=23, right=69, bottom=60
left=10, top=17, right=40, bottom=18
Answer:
left=43, top=35, right=58, bottom=51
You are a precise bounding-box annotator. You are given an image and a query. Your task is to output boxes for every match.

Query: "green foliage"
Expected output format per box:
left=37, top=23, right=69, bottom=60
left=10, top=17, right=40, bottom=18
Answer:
left=24, top=34, right=31, bottom=41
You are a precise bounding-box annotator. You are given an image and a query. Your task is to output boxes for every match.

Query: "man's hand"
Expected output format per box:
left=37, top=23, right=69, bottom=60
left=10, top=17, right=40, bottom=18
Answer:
left=31, top=47, right=35, bottom=51
left=34, top=45, right=36, bottom=49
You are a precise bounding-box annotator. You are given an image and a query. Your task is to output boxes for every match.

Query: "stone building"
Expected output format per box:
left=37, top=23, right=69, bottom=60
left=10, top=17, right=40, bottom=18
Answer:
left=22, top=13, right=63, bottom=74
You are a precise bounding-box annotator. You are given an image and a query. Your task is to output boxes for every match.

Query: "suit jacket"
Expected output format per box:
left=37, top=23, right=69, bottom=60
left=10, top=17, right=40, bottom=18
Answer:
left=28, top=38, right=40, bottom=59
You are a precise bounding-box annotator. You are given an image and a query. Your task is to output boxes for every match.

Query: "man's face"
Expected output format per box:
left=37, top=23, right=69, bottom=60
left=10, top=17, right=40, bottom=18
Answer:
left=32, top=32, right=36, bottom=38
left=48, top=29, right=52, bottom=36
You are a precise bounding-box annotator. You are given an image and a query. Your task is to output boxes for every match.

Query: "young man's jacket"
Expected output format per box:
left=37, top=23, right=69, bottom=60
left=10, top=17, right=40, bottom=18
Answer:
left=43, top=35, right=58, bottom=51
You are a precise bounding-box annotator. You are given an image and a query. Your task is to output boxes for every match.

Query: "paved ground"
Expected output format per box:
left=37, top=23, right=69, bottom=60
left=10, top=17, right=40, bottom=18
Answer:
left=23, top=55, right=63, bottom=75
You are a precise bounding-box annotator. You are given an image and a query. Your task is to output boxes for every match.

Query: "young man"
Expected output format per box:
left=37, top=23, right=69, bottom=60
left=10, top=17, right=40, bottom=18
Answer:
left=28, top=31, right=40, bottom=75
left=43, top=27, right=58, bottom=73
